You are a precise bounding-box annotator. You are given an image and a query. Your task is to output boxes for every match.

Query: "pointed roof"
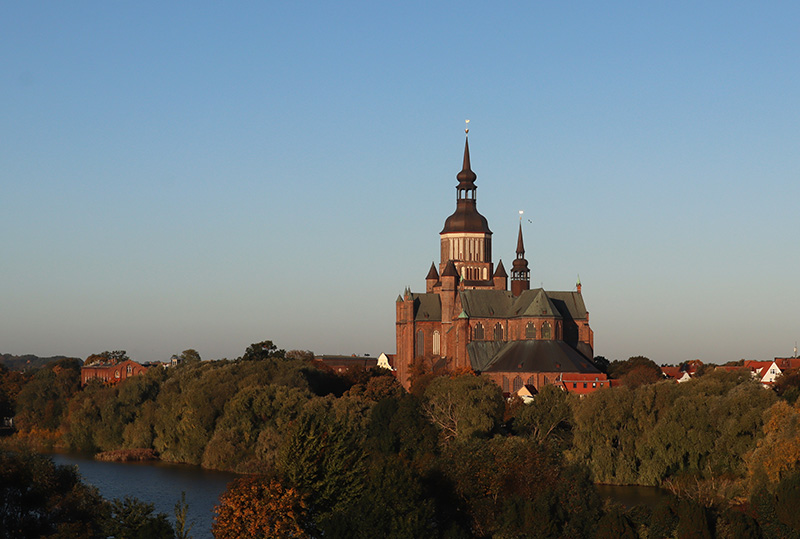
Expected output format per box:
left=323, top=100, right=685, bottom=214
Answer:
left=493, top=259, right=508, bottom=278
left=441, top=259, right=459, bottom=277
left=441, top=135, right=491, bottom=235
left=512, top=222, right=530, bottom=274
left=456, top=137, right=477, bottom=185
left=426, top=262, right=439, bottom=280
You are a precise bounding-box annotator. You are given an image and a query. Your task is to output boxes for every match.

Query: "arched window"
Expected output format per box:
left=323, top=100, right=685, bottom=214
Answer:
left=513, top=376, right=523, bottom=392
left=502, top=376, right=509, bottom=392
left=542, top=322, right=552, bottom=340
left=114, top=370, right=120, bottom=379
left=526, top=375, right=536, bottom=386
left=473, top=323, right=484, bottom=341
left=493, top=323, right=504, bottom=341
left=432, top=331, right=441, bottom=355
left=415, top=330, right=425, bottom=357
left=525, top=322, right=536, bottom=340
left=126, top=365, right=133, bottom=376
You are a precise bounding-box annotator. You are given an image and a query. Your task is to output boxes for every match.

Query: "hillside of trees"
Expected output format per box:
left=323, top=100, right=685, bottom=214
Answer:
left=3, top=344, right=800, bottom=537
left=0, top=353, right=81, bottom=372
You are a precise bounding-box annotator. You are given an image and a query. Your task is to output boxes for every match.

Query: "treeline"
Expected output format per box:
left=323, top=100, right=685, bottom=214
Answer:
left=4, top=347, right=800, bottom=537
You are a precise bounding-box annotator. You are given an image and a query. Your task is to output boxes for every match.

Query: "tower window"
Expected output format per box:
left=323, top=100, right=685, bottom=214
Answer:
left=433, top=331, right=441, bottom=355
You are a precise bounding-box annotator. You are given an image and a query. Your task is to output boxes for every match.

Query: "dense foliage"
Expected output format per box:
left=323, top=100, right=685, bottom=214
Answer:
left=0, top=451, right=173, bottom=539
left=5, top=345, right=800, bottom=537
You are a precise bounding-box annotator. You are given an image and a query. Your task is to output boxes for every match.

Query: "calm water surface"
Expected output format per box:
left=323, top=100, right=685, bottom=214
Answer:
left=51, top=454, right=237, bottom=539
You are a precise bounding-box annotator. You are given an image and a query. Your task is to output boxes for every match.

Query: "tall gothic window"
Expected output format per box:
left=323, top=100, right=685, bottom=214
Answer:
left=542, top=322, right=552, bottom=340
left=473, top=323, right=484, bottom=341
left=432, top=331, right=440, bottom=355
left=493, top=323, right=504, bottom=341
left=502, top=376, right=509, bottom=392
left=525, top=322, right=536, bottom=340
left=513, top=376, right=523, bottom=392
left=415, top=330, right=425, bottom=357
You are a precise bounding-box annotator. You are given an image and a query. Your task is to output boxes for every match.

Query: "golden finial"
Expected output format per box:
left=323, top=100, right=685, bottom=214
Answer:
left=465, top=119, right=470, bottom=134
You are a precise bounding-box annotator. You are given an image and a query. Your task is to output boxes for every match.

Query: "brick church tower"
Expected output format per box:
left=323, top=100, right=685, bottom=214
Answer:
left=395, top=131, right=605, bottom=394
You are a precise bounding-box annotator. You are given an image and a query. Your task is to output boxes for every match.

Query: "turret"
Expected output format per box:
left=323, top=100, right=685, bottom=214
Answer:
left=425, top=262, right=439, bottom=293
left=510, top=223, right=530, bottom=296
left=493, top=260, right=508, bottom=290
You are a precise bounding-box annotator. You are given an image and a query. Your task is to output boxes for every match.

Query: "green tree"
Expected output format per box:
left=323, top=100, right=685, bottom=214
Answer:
left=278, top=396, right=371, bottom=518
left=241, top=341, right=285, bottom=361
left=513, top=384, right=573, bottom=447
left=595, top=506, right=638, bottom=539
left=0, top=451, right=107, bottom=538
left=423, top=374, right=504, bottom=443
left=173, top=491, right=193, bottom=539
left=179, top=349, right=201, bottom=363
left=202, top=384, right=311, bottom=472
left=14, top=358, right=81, bottom=432
left=102, top=497, right=173, bottom=539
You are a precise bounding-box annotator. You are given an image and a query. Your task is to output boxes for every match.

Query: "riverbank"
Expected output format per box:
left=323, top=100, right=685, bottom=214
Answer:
left=50, top=452, right=237, bottom=539
left=95, top=448, right=159, bottom=462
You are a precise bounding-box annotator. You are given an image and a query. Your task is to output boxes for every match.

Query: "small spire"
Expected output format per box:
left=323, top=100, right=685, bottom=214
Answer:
left=426, top=262, right=439, bottom=280
left=576, top=274, right=582, bottom=293
left=516, top=222, right=525, bottom=256
left=457, top=124, right=477, bottom=184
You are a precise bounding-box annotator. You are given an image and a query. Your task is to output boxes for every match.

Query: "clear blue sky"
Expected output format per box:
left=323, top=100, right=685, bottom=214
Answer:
left=2, top=2, right=799, bottom=365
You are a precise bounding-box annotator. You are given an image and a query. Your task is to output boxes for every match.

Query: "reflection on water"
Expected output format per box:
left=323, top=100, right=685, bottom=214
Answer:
left=596, top=483, right=673, bottom=509
left=51, top=453, right=237, bottom=539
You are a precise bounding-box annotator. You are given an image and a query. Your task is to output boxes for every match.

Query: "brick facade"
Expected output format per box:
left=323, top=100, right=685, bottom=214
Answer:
left=394, top=135, right=607, bottom=395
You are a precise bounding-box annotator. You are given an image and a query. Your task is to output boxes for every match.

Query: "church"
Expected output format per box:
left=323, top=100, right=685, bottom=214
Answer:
left=394, top=132, right=609, bottom=395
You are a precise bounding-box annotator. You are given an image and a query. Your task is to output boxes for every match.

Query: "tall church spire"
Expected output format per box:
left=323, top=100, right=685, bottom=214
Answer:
left=511, top=222, right=530, bottom=296
left=439, top=126, right=493, bottom=284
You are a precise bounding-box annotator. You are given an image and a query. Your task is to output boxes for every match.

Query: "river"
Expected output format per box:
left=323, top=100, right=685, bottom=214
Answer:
left=50, top=454, right=237, bottom=539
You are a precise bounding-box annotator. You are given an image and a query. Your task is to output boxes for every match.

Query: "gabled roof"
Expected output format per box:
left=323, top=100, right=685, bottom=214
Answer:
left=459, top=289, right=514, bottom=318
left=458, top=287, right=587, bottom=321
left=513, top=288, right=560, bottom=318
left=411, top=293, right=442, bottom=322
left=546, top=291, right=589, bottom=320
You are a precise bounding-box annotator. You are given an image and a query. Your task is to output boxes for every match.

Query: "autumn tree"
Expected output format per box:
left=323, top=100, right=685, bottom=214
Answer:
left=212, top=476, right=309, bottom=539
left=746, top=400, right=800, bottom=487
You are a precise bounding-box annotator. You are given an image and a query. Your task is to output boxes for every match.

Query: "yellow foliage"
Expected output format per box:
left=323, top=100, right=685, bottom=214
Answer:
left=746, top=400, right=800, bottom=485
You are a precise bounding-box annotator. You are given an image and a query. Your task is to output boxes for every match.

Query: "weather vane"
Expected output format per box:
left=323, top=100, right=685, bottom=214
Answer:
left=465, top=119, right=470, bottom=134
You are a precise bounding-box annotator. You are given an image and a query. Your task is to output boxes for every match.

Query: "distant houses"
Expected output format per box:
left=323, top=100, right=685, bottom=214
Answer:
left=313, top=355, right=378, bottom=375
left=80, top=359, right=155, bottom=385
